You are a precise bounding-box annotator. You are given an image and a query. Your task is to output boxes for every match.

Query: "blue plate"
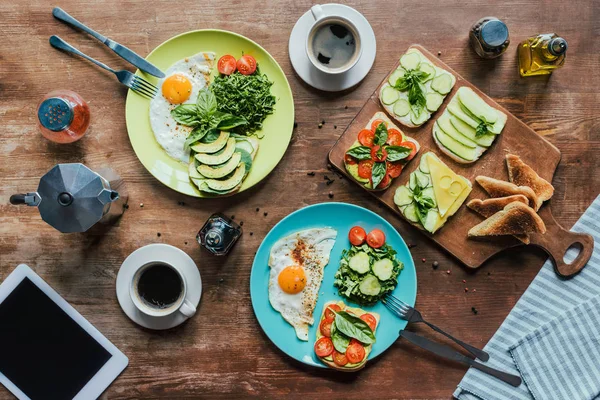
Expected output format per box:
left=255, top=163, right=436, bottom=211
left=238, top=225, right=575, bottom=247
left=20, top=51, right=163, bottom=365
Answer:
left=250, top=202, right=417, bottom=367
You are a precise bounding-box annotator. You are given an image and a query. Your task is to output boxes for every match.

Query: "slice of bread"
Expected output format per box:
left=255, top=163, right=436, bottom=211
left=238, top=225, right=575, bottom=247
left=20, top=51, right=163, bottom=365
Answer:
left=468, top=202, right=546, bottom=238
left=467, top=195, right=530, bottom=218
left=506, top=154, right=554, bottom=210
left=475, top=176, right=539, bottom=210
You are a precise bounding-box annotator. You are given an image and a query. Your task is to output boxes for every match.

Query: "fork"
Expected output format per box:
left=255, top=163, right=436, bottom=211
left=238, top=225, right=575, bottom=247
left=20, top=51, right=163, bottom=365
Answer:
left=49, top=35, right=157, bottom=99
left=383, top=294, right=489, bottom=361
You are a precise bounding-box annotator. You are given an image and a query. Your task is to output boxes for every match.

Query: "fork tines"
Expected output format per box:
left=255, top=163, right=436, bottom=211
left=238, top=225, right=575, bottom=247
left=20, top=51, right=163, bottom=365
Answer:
left=383, top=294, right=410, bottom=318
left=131, top=75, right=158, bottom=99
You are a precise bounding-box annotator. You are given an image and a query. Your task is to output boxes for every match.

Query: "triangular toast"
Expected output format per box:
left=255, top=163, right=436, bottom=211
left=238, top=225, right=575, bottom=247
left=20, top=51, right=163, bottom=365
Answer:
left=467, top=196, right=531, bottom=243
left=475, top=176, right=539, bottom=210
left=506, top=154, right=554, bottom=210
left=468, top=202, right=546, bottom=238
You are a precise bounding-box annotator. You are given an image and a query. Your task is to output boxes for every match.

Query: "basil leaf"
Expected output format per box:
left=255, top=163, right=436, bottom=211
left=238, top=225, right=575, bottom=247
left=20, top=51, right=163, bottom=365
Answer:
left=199, top=128, right=221, bottom=144
left=394, top=77, right=410, bottom=91
left=171, top=104, right=199, bottom=126
left=217, top=115, right=248, bottom=130
left=334, top=311, right=375, bottom=344
left=184, top=126, right=209, bottom=147
left=346, top=146, right=372, bottom=160
left=331, top=322, right=351, bottom=353
left=385, top=145, right=412, bottom=162
left=476, top=121, right=490, bottom=138
left=371, top=161, right=387, bottom=189
left=373, top=123, right=388, bottom=146
left=196, top=88, right=217, bottom=117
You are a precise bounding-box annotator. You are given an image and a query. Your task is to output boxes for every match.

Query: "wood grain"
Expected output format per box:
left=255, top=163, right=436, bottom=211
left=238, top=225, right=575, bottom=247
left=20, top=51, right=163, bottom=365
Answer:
left=0, top=0, right=599, bottom=399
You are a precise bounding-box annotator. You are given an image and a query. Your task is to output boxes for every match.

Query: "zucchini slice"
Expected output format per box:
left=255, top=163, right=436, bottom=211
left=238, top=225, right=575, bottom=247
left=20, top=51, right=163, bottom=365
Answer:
left=373, top=259, right=394, bottom=281
left=393, top=99, right=410, bottom=117
left=349, top=252, right=370, bottom=274
left=433, top=123, right=478, bottom=161
left=431, top=73, right=454, bottom=95
left=381, top=86, right=399, bottom=105
left=450, top=115, right=496, bottom=147
left=400, top=52, right=421, bottom=71
left=394, top=185, right=413, bottom=207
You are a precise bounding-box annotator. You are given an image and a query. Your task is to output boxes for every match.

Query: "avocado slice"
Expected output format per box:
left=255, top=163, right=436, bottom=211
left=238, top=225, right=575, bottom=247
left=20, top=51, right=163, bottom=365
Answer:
left=195, top=138, right=236, bottom=165
left=205, top=164, right=246, bottom=192
left=188, top=160, right=203, bottom=179
left=191, top=131, right=229, bottom=154
left=197, top=152, right=241, bottom=179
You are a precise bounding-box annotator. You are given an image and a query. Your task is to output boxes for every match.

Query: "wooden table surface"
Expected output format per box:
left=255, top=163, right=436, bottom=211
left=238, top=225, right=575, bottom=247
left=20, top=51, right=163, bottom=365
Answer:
left=0, top=0, right=598, bottom=398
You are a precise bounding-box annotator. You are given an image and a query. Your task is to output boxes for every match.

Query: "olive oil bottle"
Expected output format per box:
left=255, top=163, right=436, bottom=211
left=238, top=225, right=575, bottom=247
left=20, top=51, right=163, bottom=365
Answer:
left=518, top=33, right=568, bottom=77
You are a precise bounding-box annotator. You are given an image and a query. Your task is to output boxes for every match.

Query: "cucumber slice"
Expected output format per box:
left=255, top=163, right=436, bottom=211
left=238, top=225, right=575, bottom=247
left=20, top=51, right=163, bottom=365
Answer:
left=489, top=110, right=507, bottom=134
left=422, top=187, right=436, bottom=207
left=433, top=123, right=478, bottom=162
left=410, top=108, right=429, bottom=126
left=394, top=185, right=413, bottom=207
left=460, top=102, right=482, bottom=123
left=431, top=73, right=454, bottom=95
left=436, top=115, right=477, bottom=148
left=457, top=87, right=498, bottom=124
left=425, top=92, right=444, bottom=112
left=422, top=209, right=442, bottom=233
left=409, top=173, right=417, bottom=190
left=403, top=203, right=419, bottom=223
left=349, top=252, right=370, bottom=274
left=359, top=275, right=381, bottom=296
left=393, top=99, right=410, bottom=117
left=447, top=100, right=479, bottom=129
left=413, top=170, right=430, bottom=188
left=419, top=154, right=430, bottom=173
left=450, top=115, right=496, bottom=147
left=372, top=259, right=394, bottom=281
left=418, top=62, right=436, bottom=81
left=381, top=86, right=399, bottom=105
left=400, top=52, right=421, bottom=71
left=388, top=67, right=406, bottom=86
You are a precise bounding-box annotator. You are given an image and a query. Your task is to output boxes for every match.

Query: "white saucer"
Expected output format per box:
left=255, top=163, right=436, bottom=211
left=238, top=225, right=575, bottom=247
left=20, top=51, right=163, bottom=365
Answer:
left=116, top=244, right=202, bottom=330
left=289, top=3, right=376, bottom=92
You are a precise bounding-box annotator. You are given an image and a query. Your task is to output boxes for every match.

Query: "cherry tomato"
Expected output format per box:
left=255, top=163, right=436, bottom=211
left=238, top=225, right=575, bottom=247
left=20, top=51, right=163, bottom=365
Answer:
left=236, top=55, right=257, bottom=75
left=366, top=229, right=386, bottom=248
left=349, top=226, right=367, bottom=246
left=370, top=145, right=388, bottom=162
left=217, top=55, right=237, bottom=75
left=387, top=162, right=403, bottom=178
left=399, top=141, right=417, bottom=161
left=333, top=350, right=349, bottom=366
left=346, top=340, right=366, bottom=363
left=314, top=337, right=334, bottom=357
left=324, top=304, right=342, bottom=322
left=371, top=119, right=388, bottom=132
left=357, top=160, right=373, bottom=179
left=360, top=314, right=377, bottom=331
left=358, top=129, right=375, bottom=147
left=386, top=129, right=404, bottom=146
left=376, top=172, right=391, bottom=189
left=319, top=320, right=332, bottom=337
left=344, top=153, right=358, bottom=165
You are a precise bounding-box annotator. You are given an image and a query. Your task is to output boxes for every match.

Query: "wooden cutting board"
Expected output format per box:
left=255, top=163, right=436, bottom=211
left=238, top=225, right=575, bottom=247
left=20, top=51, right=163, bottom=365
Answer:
left=328, top=45, right=593, bottom=277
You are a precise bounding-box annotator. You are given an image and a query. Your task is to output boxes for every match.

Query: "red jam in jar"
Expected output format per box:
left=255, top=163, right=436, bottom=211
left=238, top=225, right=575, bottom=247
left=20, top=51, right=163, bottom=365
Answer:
left=37, top=90, right=90, bottom=143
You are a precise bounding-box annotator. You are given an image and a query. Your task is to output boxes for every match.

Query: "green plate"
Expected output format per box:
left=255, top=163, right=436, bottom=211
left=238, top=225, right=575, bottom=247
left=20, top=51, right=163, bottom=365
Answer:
left=125, top=30, right=294, bottom=197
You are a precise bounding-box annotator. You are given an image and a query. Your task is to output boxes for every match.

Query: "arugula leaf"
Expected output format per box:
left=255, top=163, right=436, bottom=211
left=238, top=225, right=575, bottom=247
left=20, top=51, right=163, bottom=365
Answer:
left=217, top=115, right=247, bottom=130
left=346, top=146, right=372, bottom=160
left=330, top=322, right=350, bottom=353
left=171, top=104, right=200, bottom=126
left=334, top=311, right=375, bottom=344
left=476, top=121, right=491, bottom=138
left=196, top=88, right=217, bottom=116
left=385, top=145, right=412, bottom=162
left=373, top=123, right=388, bottom=146
left=371, top=161, right=387, bottom=189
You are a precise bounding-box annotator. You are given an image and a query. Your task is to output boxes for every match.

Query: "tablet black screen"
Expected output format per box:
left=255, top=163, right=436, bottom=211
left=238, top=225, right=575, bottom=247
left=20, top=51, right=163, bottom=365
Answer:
left=0, top=278, right=112, bottom=400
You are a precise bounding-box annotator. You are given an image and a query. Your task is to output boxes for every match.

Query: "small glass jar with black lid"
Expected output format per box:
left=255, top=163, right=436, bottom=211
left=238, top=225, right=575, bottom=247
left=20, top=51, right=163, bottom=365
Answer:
left=469, top=17, right=510, bottom=59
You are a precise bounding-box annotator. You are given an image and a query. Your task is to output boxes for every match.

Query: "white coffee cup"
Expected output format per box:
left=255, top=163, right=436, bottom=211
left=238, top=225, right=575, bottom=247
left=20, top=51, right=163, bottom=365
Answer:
left=130, top=261, right=196, bottom=318
left=306, top=4, right=363, bottom=75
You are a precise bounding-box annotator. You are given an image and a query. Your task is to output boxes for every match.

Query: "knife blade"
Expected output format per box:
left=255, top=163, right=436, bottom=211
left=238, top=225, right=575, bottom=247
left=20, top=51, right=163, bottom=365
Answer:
left=399, top=330, right=522, bottom=387
left=52, top=7, right=165, bottom=78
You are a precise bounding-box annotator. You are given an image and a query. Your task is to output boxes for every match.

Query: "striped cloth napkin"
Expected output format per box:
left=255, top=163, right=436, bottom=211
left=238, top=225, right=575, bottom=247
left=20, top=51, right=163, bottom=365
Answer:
left=454, top=194, right=600, bottom=400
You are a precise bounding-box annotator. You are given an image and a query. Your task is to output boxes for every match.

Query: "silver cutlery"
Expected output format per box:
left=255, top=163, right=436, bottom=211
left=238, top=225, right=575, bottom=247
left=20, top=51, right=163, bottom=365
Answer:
left=384, top=294, right=489, bottom=361
left=49, top=35, right=157, bottom=99
left=52, top=7, right=164, bottom=78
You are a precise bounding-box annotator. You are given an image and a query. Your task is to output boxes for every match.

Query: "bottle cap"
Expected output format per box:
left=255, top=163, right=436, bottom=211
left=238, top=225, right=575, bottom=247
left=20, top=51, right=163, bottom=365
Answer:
left=37, top=97, right=74, bottom=132
left=480, top=20, right=509, bottom=48
left=548, top=37, right=568, bottom=56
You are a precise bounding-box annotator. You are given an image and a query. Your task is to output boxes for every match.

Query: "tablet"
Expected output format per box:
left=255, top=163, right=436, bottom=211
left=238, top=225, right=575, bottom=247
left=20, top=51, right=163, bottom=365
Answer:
left=0, top=264, right=128, bottom=400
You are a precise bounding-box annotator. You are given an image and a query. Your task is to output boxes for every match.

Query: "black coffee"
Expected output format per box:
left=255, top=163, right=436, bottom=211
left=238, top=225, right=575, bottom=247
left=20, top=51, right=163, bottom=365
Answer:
left=312, top=23, right=356, bottom=69
left=137, top=263, right=183, bottom=309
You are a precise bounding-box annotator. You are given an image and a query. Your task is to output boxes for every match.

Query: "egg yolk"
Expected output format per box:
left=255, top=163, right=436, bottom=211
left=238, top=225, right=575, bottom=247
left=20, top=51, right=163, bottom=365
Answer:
left=162, top=74, right=192, bottom=104
left=278, top=265, right=306, bottom=294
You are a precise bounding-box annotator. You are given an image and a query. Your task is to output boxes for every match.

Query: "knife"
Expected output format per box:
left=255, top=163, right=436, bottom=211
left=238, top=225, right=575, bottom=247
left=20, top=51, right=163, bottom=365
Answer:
left=52, top=7, right=165, bottom=78
left=399, top=330, right=522, bottom=387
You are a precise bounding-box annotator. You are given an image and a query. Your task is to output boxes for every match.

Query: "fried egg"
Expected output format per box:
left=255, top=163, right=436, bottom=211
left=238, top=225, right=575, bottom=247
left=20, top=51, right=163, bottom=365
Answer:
left=268, top=228, right=337, bottom=341
left=149, top=52, right=215, bottom=163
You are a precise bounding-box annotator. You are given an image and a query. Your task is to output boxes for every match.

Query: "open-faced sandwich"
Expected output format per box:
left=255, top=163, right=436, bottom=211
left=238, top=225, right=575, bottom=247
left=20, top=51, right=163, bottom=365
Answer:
left=344, top=112, right=420, bottom=191
left=394, top=152, right=472, bottom=233
left=314, top=301, right=379, bottom=371
left=380, top=48, right=456, bottom=128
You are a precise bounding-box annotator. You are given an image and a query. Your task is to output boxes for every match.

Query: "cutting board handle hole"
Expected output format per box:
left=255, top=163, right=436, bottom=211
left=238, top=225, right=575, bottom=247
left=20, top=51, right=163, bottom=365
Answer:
left=563, top=243, right=583, bottom=264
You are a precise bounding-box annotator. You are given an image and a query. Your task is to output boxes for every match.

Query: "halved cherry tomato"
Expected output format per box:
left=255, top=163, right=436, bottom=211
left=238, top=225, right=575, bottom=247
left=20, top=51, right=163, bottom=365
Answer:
left=386, top=129, right=404, bottom=146
left=349, top=226, right=367, bottom=246
left=333, top=350, right=349, bottom=366
left=236, top=55, right=257, bottom=75
left=370, top=145, right=388, bottom=162
left=320, top=320, right=332, bottom=337
left=357, top=160, right=373, bottom=179
left=346, top=340, right=366, bottom=363
left=217, top=55, right=237, bottom=75
left=387, top=161, right=403, bottom=178
left=360, top=313, right=377, bottom=331
left=324, top=304, right=342, bottom=322
left=358, top=129, right=375, bottom=147
left=371, top=119, right=388, bottom=132
left=314, top=337, right=334, bottom=357
left=366, top=229, right=386, bottom=248
left=376, top=172, right=391, bottom=189
left=399, top=141, right=417, bottom=161
left=344, top=154, right=358, bottom=165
